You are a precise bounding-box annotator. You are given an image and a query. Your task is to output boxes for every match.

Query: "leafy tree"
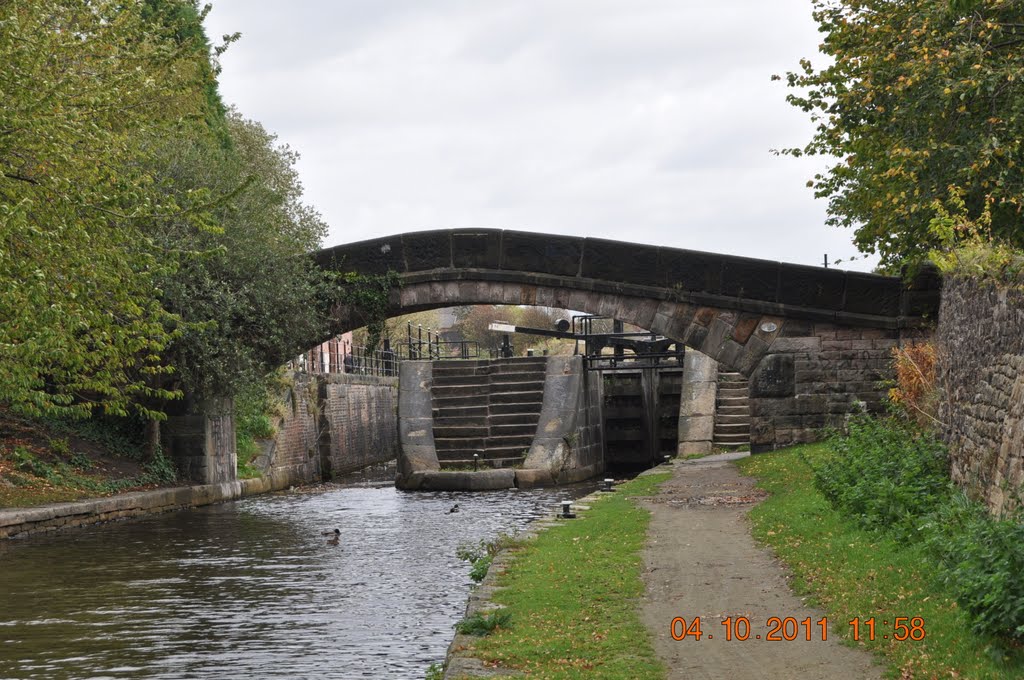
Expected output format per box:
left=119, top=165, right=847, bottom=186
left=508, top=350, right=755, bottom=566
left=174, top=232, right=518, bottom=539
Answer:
left=780, top=0, right=1024, bottom=270
left=147, top=111, right=330, bottom=401
left=0, top=0, right=209, bottom=419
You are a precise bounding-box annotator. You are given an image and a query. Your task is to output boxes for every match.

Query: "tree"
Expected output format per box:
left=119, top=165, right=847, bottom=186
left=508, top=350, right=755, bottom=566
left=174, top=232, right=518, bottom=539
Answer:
left=147, top=110, right=330, bottom=401
left=780, top=0, right=1024, bottom=271
left=0, top=0, right=209, bottom=419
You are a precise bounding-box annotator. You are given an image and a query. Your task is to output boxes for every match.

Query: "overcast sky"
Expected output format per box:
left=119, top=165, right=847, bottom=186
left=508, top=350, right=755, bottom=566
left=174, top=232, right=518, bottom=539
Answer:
left=204, top=1, right=877, bottom=272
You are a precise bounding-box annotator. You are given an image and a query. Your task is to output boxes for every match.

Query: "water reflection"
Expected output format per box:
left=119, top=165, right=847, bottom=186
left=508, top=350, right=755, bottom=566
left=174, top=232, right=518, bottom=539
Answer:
left=0, top=481, right=592, bottom=679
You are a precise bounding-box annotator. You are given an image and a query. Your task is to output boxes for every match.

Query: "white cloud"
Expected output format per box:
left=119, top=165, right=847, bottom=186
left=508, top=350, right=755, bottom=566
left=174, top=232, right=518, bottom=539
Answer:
left=205, top=0, right=876, bottom=272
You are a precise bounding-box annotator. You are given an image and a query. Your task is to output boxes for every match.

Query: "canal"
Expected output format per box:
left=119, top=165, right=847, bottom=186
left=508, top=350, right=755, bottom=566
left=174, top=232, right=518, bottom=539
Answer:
left=0, top=474, right=589, bottom=679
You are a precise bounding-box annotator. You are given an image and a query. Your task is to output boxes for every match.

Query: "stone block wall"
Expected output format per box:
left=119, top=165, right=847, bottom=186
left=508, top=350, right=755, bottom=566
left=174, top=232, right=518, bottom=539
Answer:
left=677, top=351, right=718, bottom=455
left=163, top=398, right=237, bottom=484
left=520, top=356, right=605, bottom=486
left=749, top=322, right=902, bottom=452
left=938, top=276, right=1024, bottom=515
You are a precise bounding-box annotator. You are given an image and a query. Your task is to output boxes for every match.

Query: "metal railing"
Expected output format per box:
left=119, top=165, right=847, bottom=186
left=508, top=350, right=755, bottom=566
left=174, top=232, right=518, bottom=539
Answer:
left=291, top=322, right=485, bottom=376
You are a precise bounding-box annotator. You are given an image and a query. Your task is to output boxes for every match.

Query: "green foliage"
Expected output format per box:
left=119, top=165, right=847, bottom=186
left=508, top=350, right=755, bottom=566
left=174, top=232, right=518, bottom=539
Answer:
left=457, top=533, right=520, bottom=583
left=781, top=0, right=1024, bottom=270
left=813, top=417, right=1024, bottom=643
left=455, top=610, right=513, bottom=636
left=923, top=495, right=1024, bottom=641
left=813, top=417, right=950, bottom=540
left=423, top=663, right=445, bottom=680
left=43, top=414, right=148, bottom=461
left=739, top=443, right=1024, bottom=677
left=3, top=444, right=176, bottom=494
left=48, top=438, right=71, bottom=458
left=149, top=111, right=330, bottom=400
left=928, top=188, right=1024, bottom=285
left=234, top=375, right=285, bottom=478
left=0, top=0, right=210, bottom=419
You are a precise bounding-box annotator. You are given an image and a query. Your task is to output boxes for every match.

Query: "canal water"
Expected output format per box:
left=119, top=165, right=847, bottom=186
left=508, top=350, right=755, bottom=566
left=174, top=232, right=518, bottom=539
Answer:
left=0, top=477, right=591, bottom=679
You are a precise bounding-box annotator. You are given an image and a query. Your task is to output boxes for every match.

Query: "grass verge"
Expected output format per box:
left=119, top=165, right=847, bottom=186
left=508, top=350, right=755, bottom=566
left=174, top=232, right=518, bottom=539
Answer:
left=459, top=472, right=670, bottom=680
left=737, top=443, right=1024, bottom=679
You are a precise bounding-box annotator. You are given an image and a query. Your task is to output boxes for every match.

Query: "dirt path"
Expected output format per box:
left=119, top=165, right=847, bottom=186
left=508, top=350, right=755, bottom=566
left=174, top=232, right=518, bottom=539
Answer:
left=640, top=453, right=882, bottom=679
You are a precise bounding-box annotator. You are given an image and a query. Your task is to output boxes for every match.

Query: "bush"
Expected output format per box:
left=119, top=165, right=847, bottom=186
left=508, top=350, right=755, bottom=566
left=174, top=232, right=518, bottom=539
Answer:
left=922, top=495, right=1024, bottom=641
left=816, top=416, right=1024, bottom=642
left=814, top=417, right=950, bottom=540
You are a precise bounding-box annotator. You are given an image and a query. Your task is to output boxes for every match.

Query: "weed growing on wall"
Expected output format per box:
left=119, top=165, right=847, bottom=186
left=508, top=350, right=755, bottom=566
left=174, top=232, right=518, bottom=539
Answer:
left=456, top=532, right=521, bottom=583
left=455, top=610, right=512, bottom=636
left=331, top=270, right=402, bottom=351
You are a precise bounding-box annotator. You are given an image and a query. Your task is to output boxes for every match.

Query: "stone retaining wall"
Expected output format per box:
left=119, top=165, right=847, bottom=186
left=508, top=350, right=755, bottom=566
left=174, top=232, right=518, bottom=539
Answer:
left=938, top=276, right=1024, bottom=515
left=677, top=351, right=718, bottom=455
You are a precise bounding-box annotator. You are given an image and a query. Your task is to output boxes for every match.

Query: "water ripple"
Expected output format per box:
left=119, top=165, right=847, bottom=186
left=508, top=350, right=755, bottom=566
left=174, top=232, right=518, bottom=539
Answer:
left=0, top=483, right=588, bottom=679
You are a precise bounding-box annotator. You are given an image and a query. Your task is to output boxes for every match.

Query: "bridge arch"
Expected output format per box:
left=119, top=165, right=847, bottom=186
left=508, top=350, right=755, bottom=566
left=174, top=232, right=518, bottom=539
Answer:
left=316, top=228, right=938, bottom=376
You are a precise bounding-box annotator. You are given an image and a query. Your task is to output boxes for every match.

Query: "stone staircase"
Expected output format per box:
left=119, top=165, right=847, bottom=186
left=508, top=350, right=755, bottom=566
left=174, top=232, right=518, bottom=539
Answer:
left=431, top=357, right=548, bottom=468
left=714, top=371, right=750, bottom=449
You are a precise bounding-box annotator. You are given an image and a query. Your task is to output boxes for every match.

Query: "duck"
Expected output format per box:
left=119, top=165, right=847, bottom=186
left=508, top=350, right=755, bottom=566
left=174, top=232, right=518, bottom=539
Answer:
left=323, top=528, right=341, bottom=545
left=447, top=503, right=460, bottom=514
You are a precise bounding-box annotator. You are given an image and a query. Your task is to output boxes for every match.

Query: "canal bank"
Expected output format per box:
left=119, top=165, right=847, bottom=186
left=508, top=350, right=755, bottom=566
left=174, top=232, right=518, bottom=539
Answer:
left=0, top=469, right=306, bottom=539
left=442, top=468, right=671, bottom=679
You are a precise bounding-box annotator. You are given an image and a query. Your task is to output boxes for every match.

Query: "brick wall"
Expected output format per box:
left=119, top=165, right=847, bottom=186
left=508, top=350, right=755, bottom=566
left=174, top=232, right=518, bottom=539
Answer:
left=319, top=374, right=399, bottom=477
left=264, top=373, right=398, bottom=485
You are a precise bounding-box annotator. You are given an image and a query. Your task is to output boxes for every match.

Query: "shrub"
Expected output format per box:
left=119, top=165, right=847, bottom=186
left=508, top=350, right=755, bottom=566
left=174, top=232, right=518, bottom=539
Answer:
left=814, top=417, right=950, bottom=540
left=922, top=495, right=1024, bottom=641
left=456, top=532, right=520, bottom=583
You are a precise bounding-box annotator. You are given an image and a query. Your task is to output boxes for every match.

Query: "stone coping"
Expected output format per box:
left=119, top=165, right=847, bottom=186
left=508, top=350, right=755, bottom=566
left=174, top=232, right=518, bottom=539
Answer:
left=0, top=471, right=300, bottom=540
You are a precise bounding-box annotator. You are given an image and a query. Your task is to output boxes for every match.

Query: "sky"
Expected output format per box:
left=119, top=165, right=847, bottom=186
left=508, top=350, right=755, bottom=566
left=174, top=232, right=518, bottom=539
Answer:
left=204, top=1, right=879, bottom=272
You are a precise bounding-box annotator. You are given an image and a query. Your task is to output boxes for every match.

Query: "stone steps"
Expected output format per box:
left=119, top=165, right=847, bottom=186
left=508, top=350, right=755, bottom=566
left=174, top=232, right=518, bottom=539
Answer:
left=714, top=371, right=750, bottom=449
left=430, top=358, right=546, bottom=468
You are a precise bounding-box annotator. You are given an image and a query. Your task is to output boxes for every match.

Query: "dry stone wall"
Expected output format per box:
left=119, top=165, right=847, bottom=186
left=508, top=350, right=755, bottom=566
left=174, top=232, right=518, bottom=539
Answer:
left=938, top=276, right=1024, bottom=515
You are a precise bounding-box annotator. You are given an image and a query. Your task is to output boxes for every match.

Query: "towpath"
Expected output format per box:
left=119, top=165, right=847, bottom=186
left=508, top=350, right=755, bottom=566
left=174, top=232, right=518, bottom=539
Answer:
left=640, top=452, right=882, bottom=679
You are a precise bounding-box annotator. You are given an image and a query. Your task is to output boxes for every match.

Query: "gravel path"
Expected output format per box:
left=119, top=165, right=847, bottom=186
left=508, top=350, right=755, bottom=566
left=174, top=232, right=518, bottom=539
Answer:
left=640, top=453, right=883, bottom=679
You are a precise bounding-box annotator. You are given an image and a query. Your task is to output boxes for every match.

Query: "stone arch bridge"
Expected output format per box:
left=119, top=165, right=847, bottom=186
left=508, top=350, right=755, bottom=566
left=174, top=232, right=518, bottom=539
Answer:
left=317, top=228, right=938, bottom=377
left=316, top=228, right=940, bottom=455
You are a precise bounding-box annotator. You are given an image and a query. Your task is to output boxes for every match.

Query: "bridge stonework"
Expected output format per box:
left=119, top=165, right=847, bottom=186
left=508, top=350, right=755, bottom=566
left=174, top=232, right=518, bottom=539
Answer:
left=317, top=229, right=940, bottom=454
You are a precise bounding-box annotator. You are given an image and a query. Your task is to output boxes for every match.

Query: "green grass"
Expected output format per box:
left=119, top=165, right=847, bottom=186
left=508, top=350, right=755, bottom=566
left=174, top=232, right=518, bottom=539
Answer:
left=738, top=443, right=1024, bottom=679
left=460, top=472, right=671, bottom=679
